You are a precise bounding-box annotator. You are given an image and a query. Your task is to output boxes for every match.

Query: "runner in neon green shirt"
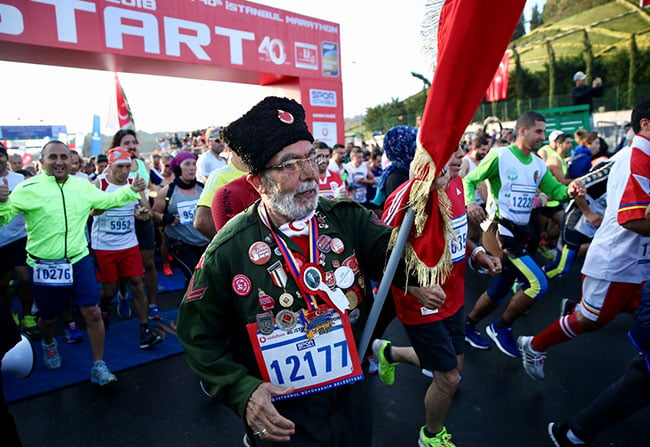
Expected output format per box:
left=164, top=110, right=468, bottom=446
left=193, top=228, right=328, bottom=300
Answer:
left=0, top=141, right=146, bottom=386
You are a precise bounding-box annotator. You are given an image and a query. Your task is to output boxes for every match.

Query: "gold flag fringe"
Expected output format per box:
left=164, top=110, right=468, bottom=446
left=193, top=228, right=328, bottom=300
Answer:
left=388, top=143, right=455, bottom=289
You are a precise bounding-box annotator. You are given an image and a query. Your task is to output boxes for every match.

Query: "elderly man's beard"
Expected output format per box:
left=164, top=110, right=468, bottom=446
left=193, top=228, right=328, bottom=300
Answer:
left=265, top=175, right=319, bottom=221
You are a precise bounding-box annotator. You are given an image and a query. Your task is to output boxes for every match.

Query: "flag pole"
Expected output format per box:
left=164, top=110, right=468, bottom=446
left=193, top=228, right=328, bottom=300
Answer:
left=358, top=208, right=415, bottom=358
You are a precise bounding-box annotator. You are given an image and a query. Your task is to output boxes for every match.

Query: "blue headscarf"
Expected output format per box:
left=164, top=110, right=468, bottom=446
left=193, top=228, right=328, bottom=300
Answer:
left=373, top=125, right=418, bottom=205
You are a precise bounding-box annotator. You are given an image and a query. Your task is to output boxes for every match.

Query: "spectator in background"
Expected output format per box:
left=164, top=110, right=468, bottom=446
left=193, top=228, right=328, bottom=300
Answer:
left=367, top=148, right=383, bottom=206
left=315, top=141, right=347, bottom=200
left=159, top=153, right=174, bottom=187
left=149, top=153, right=164, bottom=187
left=568, top=130, right=601, bottom=179
left=345, top=146, right=376, bottom=207
left=83, top=160, right=96, bottom=178
left=571, top=71, right=603, bottom=130
left=615, top=122, right=632, bottom=153
left=69, top=151, right=88, bottom=180
left=327, top=143, right=348, bottom=182
left=372, top=125, right=418, bottom=208
left=8, top=154, right=22, bottom=172
left=196, top=127, right=227, bottom=183
left=92, top=154, right=108, bottom=180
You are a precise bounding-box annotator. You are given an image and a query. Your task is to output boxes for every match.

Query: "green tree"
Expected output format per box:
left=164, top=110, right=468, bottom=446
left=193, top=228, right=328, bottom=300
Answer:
left=541, top=0, right=612, bottom=23
left=583, top=29, right=594, bottom=79
left=530, top=5, right=543, bottom=31
left=512, top=13, right=526, bottom=40
left=546, top=40, right=557, bottom=108
left=628, top=34, right=638, bottom=108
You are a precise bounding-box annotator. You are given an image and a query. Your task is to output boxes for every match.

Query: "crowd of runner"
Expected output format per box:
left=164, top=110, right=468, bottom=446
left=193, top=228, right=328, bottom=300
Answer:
left=1, top=95, right=649, bottom=447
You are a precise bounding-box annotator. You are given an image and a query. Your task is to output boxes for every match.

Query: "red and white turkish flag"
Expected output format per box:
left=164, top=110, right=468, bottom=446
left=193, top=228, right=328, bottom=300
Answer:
left=486, top=51, right=511, bottom=102
left=642, top=1, right=650, bottom=8
left=115, top=74, right=136, bottom=130
left=388, top=0, right=525, bottom=286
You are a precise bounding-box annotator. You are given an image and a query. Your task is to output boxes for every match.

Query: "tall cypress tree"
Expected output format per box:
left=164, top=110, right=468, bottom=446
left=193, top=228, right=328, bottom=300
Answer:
left=513, top=48, right=525, bottom=116
left=628, top=33, right=638, bottom=108
left=512, top=13, right=526, bottom=40
left=583, top=29, right=594, bottom=79
left=546, top=40, right=556, bottom=108
left=530, top=5, right=543, bottom=31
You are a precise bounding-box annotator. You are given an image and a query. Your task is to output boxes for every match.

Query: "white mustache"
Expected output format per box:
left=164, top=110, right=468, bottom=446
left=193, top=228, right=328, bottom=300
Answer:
left=295, top=181, right=318, bottom=195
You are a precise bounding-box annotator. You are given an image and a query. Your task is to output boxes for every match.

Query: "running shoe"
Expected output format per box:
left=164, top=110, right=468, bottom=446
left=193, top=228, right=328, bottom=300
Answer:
left=64, top=321, right=84, bottom=344
left=21, top=314, right=40, bottom=338
left=372, top=339, right=399, bottom=386
left=42, top=339, right=62, bottom=370
left=511, top=279, right=524, bottom=294
left=116, top=291, right=132, bottom=319
left=537, top=245, right=557, bottom=260
left=162, top=262, right=173, bottom=276
left=421, top=369, right=434, bottom=379
left=148, top=304, right=162, bottom=321
left=12, top=311, right=19, bottom=327
left=560, top=298, right=578, bottom=318
left=547, top=422, right=587, bottom=447
left=486, top=321, right=520, bottom=358
left=140, top=327, right=163, bottom=349
left=366, top=355, right=378, bottom=375
left=418, top=426, right=456, bottom=447
left=517, top=336, right=546, bottom=380
left=90, top=360, right=117, bottom=386
left=464, top=326, right=491, bottom=350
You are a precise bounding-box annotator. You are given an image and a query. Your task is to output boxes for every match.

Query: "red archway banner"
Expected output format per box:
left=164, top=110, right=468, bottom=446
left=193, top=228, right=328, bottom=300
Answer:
left=0, top=0, right=343, bottom=143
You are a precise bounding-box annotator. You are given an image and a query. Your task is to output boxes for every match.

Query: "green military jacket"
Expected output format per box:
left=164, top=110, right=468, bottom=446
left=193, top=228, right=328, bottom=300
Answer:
left=177, top=198, right=399, bottom=417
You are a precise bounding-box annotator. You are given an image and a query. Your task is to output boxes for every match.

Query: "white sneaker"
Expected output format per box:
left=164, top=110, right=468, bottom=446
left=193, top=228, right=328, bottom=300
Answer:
left=91, top=360, right=117, bottom=386
left=517, top=336, right=547, bottom=380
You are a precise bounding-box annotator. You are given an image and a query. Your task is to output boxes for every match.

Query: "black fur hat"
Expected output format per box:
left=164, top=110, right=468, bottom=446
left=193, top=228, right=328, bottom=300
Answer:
left=222, top=96, right=314, bottom=173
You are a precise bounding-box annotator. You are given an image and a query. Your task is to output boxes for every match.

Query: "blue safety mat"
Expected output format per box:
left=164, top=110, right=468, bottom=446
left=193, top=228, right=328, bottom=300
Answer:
left=156, top=265, right=187, bottom=293
left=3, top=309, right=184, bottom=403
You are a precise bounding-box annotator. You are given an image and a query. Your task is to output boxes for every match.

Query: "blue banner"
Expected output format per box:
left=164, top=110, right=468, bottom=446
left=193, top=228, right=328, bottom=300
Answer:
left=90, top=115, right=101, bottom=156
left=0, top=125, right=67, bottom=140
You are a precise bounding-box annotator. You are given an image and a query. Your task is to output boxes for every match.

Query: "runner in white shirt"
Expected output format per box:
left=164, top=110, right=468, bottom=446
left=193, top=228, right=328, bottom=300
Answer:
left=518, top=99, right=650, bottom=381
left=344, top=146, right=376, bottom=206
left=91, top=147, right=162, bottom=350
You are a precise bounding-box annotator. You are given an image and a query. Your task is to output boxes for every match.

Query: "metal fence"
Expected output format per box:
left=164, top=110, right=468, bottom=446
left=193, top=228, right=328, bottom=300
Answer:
left=474, top=83, right=650, bottom=122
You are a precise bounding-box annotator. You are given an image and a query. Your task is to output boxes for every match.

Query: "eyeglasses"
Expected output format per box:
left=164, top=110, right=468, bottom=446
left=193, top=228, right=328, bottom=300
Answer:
left=263, top=154, right=320, bottom=173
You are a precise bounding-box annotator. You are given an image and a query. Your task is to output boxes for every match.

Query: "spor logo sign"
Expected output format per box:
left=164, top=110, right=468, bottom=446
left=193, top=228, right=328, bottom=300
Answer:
left=309, top=89, right=337, bottom=108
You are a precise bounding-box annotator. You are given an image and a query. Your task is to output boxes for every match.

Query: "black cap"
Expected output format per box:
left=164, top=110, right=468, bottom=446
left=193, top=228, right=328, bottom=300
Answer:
left=222, top=96, right=314, bottom=173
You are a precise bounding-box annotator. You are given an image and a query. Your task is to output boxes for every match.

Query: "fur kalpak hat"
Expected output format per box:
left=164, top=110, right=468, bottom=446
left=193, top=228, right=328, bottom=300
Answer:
left=222, top=96, right=314, bottom=173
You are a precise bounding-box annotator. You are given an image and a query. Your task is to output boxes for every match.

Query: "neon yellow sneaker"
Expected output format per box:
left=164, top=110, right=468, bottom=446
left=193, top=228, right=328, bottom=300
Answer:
left=22, top=314, right=39, bottom=337
left=418, top=426, right=456, bottom=447
left=371, top=339, right=399, bottom=386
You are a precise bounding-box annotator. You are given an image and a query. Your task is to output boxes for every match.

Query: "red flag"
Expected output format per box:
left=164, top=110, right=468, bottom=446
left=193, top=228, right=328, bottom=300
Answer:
left=392, top=0, right=525, bottom=287
left=642, top=0, right=650, bottom=8
left=115, top=74, right=136, bottom=130
left=486, top=51, right=511, bottom=102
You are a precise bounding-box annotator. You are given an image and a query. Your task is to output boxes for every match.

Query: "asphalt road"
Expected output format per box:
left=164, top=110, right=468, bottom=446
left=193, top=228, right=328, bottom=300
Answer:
left=7, top=260, right=649, bottom=446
